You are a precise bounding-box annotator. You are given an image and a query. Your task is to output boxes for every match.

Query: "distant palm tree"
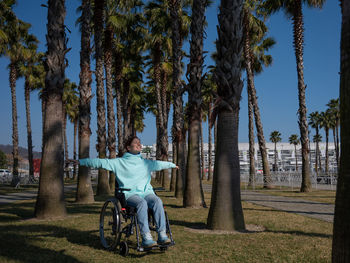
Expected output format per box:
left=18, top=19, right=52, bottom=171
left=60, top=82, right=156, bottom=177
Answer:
left=326, top=98, right=340, bottom=168
left=35, top=0, right=67, bottom=219
left=207, top=0, right=245, bottom=231
left=1, top=3, right=32, bottom=186
left=320, top=110, right=332, bottom=174
left=332, top=2, right=350, bottom=259
left=270, top=131, right=281, bottom=172
left=263, top=0, right=326, bottom=192
left=243, top=0, right=275, bottom=188
left=313, top=134, right=322, bottom=176
left=309, top=111, right=322, bottom=173
left=289, top=134, right=300, bottom=171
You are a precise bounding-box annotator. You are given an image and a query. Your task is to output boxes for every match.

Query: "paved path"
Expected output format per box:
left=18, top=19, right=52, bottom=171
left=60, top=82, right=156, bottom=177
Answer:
left=0, top=184, right=76, bottom=205
left=203, top=184, right=334, bottom=223
left=241, top=191, right=334, bottom=223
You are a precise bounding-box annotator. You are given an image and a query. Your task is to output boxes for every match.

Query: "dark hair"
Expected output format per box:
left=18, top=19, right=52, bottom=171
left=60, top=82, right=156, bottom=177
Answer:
left=124, top=136, right=140, bottom=151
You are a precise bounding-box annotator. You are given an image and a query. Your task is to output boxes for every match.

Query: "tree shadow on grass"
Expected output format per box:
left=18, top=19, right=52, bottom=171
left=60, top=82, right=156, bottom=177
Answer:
left=169, top=219, right=207, bottom=230
left=265, top=229, right=332, bottom=239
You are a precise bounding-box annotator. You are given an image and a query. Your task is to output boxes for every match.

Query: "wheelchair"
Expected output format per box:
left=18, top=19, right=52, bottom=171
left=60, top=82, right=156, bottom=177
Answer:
left=99, top=185, right=175, bottom=256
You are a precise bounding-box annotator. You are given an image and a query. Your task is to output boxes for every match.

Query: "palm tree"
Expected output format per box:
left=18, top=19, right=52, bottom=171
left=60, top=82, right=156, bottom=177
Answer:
left=270, top=131, right=281, bottom=172
left=326, top=98, right=340, bottom=168
left=319, top=110, right=332, bottom=174
left=332, top=2, right=350, bottom=259
left=76, top=0, right=94, bottom=203
left=183, top=0, right=207, bottom=208
left=263, top=0, right=326, bottom=192
left=289, top=134, right=300, bottom=171
left=1, top=4, right=32, bottom=186
left=309, top=111, right=321, bottom=174
left=243, top=0, right=275, bottom=188
left=35, top=0, right=67, bottom=219
left=94, top=0, right=110, bottom=196
left=18, top=43, right=43, bottom=180
left=207, top=0, right=245, bottom=231
left=169, top=0, right=190, bottom=197
left=312, top=134, right=322, bottom=176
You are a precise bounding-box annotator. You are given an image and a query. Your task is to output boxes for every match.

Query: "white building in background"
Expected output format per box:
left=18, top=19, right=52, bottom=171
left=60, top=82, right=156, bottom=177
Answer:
left=143, top=142, right=338, bottom=174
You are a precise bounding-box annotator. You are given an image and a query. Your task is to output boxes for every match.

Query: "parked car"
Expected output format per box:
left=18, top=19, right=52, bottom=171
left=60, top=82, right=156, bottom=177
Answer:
left=0, top=169, right=11, bottom=177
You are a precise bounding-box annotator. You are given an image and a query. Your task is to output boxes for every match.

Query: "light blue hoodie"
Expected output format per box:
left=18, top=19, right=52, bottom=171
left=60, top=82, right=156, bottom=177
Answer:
left=79, top=152, right=176, bottom=200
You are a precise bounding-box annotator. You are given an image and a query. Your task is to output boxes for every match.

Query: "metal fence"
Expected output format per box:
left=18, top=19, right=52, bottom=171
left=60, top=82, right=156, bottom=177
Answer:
left=240, top=172, right=337, bottom=191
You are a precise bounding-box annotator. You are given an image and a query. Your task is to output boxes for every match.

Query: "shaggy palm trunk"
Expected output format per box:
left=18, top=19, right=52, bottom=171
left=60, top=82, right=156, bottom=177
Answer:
left=122, top=79, right=132, bottom=140
left=170, top=142, right=177, bottom=192
left=333, top=129, right=337, bottom=172
left=63, top=111, right=70, bottom=179
left=207, top=0, right=245, bottom=230
left=94, top=0, right=109, bottom=196
left=292, top=0, right=311, bottom=192
left=243, top=14, right=270, bottom=188
left=76, top=0, right=94, bottom=204
left=332, top=1, right=350, bottom=260
left=161, top=69, right=170, bottom=190
left=24, top=79, right=34, bottom=179
left=170, top=0, right=186, bottom=198
left=9, top=63, right=19, bottom=186
left=35, top=0, right=67, bottom=218
left=208, top=102, right=213, bottom=181
left=200, top=118, right=205, bottom=179
left=104, top=26, right=116, bottom=193
left=274, top=143, right=278, bottom=172
left=73, top=119, right=77, bottom=179
left=248, top=89, right=255, bottom=186
left=114, top=51, right=124, bottom=156
left=184, top=0, right=206, bottom=208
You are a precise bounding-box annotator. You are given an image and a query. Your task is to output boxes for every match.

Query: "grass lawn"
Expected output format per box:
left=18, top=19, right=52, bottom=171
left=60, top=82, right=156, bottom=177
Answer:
left=0, top=188, right=332, bottom=263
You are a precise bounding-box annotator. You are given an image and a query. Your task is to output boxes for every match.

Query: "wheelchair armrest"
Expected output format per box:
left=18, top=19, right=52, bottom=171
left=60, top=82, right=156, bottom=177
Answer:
left=117, top=188, right=131, bottom=192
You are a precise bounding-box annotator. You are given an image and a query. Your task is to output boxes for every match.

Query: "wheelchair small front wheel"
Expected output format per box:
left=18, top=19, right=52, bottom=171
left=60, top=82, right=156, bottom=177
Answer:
left=119, top=241, right=129, bottom=257
left=99, top=198, right=121, bottom=251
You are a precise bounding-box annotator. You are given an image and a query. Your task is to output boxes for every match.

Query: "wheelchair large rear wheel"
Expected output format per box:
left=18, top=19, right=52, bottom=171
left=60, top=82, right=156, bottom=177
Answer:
left=99, top=198, right=122, bottom=250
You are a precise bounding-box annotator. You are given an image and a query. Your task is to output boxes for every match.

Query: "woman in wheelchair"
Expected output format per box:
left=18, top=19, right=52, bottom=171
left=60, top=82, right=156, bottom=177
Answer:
left=79, top=136, right=178, bottom=249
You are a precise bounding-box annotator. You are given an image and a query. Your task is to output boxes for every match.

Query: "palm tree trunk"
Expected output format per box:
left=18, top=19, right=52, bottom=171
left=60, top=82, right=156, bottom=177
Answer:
left=207, top=110, right=245, bottom=230
left=73, top=119, right=77, bottom=180
left=295, top=145, right=298, bottom=171
left=184, top=0, right=206, bottom=208
left=24, top=79, right=34, bottom=179
left=292, top=0, right=311, bottom=192
left=336, top=121, right=340, bottom=168
left=243, top=13, right=271, bottom=188
left=208, top=101, right=213, bottom=181
left=94, top=0, right=109, bottom=196
left=248, top=90, right=255, bottom=186
left=315, top=140, right=318, bottom=176
left=274, top=143, right=277, bottom=172
left=200, top=117, right=205, bottom=179
left=114, top=50, right=124, bottom=156
left=76, top=0, right=94, bottom=204
left=104, top=26, right=116, bottom=193
left=9, top=63, right=19, bottom=186
left=332, top=1, right=350, bottom=259
left=207, top=0, right=245, bottom=230
left=35, top=0, right=67, bottom=218
left=63, top=110, right=69, bottom=179
left=170, top=141, right=177, bottom=192
left=332, top=128, right=337, bottom=172
left=170, top=0, right=186, bottom=198
left=325, top=129, right=329, bottom=174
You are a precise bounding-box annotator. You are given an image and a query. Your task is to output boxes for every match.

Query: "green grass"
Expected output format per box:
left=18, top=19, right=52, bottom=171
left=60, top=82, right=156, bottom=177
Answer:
left=0, top=190, right=333, bottom=263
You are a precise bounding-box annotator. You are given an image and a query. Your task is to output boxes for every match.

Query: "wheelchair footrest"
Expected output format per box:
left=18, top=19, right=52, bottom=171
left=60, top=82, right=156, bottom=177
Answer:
left=137, top=241, right=175, bottom=252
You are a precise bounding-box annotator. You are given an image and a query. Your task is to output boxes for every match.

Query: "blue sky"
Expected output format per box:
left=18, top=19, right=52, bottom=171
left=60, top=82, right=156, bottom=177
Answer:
left=0, top=0, right=341, bottom=158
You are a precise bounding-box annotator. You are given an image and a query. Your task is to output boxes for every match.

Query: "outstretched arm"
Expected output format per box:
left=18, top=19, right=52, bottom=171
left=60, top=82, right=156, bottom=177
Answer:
left=147, top=159, right=178, bottom=172
left=79, top=158, right=115, bottom=171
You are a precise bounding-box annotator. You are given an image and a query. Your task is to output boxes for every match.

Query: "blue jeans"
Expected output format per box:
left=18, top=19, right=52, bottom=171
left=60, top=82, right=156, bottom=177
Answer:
left=126, top=194, right=166, bottom=236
